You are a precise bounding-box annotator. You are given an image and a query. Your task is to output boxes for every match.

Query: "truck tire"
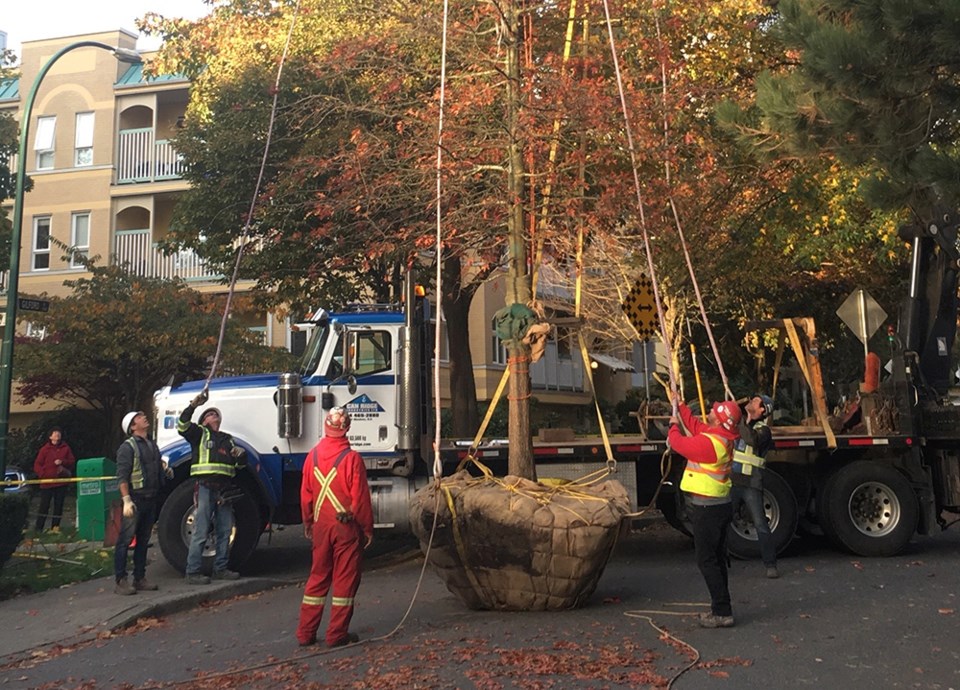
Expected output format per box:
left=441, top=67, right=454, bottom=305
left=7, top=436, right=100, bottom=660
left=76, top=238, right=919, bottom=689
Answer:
left=656, top=489, right=692, bottom=538
left=727, top=470, right=798, bottom=559
left=819, top=461, right=919, bottom=557
left=157, top=481, right=262, bottom=574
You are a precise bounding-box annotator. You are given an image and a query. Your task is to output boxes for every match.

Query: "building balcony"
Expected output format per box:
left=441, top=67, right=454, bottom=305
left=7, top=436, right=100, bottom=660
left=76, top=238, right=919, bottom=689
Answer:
left=116, top=129, right=184, bottom=184
left=114, top=229, right=214, bottom=281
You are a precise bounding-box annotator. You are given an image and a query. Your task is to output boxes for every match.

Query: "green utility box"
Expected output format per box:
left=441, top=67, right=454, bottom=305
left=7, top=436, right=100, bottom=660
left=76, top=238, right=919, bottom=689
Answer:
left=76, top=457, right=120, bottom=543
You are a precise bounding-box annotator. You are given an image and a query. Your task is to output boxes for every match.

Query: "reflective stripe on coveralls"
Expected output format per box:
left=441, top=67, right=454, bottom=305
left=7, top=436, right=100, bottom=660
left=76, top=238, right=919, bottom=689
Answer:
left=680, top=433, right=732, bottom=497
left=301, top=447, right=352, bottom=607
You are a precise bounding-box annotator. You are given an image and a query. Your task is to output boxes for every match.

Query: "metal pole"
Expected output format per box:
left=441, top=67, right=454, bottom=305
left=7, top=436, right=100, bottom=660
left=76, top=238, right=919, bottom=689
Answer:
left=858, top=288, right=869, bottom=359
left=0, top=41, right=140, bottom=483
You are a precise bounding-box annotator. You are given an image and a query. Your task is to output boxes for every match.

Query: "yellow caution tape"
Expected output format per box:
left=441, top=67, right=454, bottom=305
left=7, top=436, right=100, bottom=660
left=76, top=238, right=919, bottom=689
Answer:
left=0, top=475, right=117, bottom=487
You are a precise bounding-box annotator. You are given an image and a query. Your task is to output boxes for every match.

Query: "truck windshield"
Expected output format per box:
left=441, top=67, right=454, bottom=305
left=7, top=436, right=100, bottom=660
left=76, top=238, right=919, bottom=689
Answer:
left=298, top=323, right=330, bottom=377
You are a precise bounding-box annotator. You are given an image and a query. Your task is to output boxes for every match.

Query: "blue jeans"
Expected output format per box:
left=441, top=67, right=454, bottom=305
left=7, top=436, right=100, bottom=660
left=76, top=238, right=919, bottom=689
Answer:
left=114, top=496, right=156, bottom=582
left=730, top=484, right=777, bottom=567
left=186, top=483, right=233, bottom=574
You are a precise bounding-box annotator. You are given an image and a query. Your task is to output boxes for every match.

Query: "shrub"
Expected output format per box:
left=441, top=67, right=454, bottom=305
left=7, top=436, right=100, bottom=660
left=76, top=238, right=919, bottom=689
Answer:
left=0, top=493, right=29, bottom=569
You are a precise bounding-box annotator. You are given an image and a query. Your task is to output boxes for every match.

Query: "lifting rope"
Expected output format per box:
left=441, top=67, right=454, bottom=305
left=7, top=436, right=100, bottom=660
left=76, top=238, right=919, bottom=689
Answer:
left=200, top=0, right=302, bottom=392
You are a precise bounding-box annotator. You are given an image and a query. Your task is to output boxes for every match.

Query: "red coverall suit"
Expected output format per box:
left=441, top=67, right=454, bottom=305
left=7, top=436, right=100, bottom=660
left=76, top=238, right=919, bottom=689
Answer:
left=297, top=435, right=374, bottom=646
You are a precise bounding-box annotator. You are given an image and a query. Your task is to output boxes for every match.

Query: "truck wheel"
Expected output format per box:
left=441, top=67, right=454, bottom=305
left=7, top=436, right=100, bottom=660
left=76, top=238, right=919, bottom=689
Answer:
left=727, top=470, right=798, bottom=559
left=656, top=489, right=692, bottom=538
left=157, top=481, right=262, bottom=574
left=820, top=461, right=919, bottom=557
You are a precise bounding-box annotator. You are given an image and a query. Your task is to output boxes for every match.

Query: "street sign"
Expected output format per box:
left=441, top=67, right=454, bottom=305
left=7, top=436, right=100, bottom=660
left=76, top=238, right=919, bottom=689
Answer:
left=622, top=274, right=660, bottom=341
left=837, top=289, right=886, bottom=356
left=17, top=298, right=49, bottom=313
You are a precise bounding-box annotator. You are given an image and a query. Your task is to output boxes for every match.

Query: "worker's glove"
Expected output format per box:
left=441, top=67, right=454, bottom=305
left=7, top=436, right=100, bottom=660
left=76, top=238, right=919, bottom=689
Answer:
left=189, top=390, right=209, bottom=409
left=164, top=465, right=174, bottom=480
left=230, top=446, right=246, bottom=458
left=122, top=495, right=136, bottom=519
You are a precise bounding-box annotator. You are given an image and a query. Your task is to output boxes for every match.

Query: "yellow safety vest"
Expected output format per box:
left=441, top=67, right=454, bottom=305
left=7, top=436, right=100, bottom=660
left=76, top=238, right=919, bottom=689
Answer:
left=732, top=419, right=767, bottom=476
left=182, top=424, right=236, bottom=479
left=124, top=437, right=145, bottom=490
left=680, top=433, right=732, bottom=498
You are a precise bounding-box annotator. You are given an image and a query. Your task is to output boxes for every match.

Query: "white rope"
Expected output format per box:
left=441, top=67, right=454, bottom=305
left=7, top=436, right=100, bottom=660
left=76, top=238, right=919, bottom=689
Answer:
left=432, top=0, right=451, bottom=480
left=599, top=0, right=679, bottom=412
left=653, top=14, right=733, bottom=400
left=203, top=0, right=302, bottom=390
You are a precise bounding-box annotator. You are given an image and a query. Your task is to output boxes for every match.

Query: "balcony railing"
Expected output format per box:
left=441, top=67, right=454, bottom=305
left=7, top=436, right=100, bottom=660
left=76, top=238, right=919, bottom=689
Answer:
left=114, top=229, right=214, bottom=280
left=116, top=129, right=184, bottom=184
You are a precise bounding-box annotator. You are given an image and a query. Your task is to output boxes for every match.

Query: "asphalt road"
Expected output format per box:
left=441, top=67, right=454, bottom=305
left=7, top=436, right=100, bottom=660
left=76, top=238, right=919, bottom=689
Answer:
left=5, top=520, right=960, bottom=689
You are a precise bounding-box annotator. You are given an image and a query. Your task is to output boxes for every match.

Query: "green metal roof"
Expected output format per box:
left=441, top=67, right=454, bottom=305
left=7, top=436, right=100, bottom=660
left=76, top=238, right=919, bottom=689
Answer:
left=117, top=63, right=187, bottom=86
left=0, top=77, right=19, bottom=101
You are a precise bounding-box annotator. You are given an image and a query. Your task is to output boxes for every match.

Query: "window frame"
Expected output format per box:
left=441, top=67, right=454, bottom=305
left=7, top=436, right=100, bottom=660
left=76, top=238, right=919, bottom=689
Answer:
left=34, top=116, right=56, bottom=170
left=32, top=216, right=51, bottom=271
left=70, top=212, right=91, bottom=268
left=74, top=112, right=95, bottom=167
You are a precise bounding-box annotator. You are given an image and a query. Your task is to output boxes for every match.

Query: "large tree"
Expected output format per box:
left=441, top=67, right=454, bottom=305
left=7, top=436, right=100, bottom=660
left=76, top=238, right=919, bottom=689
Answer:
left=720, top=0, right=960, bottom=216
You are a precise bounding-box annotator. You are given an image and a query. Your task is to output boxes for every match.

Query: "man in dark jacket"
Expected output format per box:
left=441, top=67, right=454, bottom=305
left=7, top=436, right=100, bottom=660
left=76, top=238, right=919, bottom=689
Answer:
left=114, top=411, right=169, bottom=595
left=731, top=394, right=778, bottom=578
left=178, top=389, right=246, bottom=584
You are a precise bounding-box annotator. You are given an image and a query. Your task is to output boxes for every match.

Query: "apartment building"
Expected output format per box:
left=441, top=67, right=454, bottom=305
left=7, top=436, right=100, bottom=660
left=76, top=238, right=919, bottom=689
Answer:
left=0, top=29, right=648, bottom=432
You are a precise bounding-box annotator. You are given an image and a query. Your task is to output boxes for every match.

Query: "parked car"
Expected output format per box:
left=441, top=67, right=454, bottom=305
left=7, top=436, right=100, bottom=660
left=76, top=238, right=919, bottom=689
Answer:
left=3, top=466, right=34, bottom=494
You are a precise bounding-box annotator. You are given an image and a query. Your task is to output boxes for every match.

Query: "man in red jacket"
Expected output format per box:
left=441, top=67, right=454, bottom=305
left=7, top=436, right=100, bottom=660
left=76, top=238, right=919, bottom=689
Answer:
left=297, top=407, right=373, bottom=648
left=668, top=398, right=741, bottom=628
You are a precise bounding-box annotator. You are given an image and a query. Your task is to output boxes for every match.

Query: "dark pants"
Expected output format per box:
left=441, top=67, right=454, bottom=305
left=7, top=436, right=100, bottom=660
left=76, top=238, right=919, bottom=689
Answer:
left=114, top=495, right=156, bottom=583
left=730, top=484, right=777, bottom=567
left=35, top=486, right=68, bottom=531
left=687, top=500, right=734, bottom=617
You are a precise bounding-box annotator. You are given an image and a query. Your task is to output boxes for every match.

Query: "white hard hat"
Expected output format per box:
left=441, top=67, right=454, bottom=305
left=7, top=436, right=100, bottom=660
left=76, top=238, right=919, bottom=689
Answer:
left=121, top=411, right=143, bottom=434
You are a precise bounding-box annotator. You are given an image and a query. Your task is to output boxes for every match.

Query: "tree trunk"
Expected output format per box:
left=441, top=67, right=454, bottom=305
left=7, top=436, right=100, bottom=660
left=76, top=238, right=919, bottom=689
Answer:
left=440, top=256, right=480, bottom=438
left=503, top=0, right=535, bottom=481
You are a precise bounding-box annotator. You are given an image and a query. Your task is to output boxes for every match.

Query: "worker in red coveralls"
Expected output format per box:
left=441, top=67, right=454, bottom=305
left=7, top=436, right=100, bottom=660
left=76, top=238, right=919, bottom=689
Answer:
left=668, top=397, right=742, bottom=629
left=297, top=407, right=373, bottom=647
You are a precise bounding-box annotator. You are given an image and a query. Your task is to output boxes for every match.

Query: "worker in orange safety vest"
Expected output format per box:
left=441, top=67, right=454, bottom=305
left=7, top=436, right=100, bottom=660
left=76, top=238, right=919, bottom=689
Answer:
left=297, top=407, right=374, bottom=647
left=668, top=397, right=741, bottom=629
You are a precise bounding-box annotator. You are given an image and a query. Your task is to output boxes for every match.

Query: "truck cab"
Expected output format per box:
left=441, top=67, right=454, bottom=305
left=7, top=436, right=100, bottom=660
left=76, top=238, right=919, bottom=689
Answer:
left=152, top=292, right=430, bottom=573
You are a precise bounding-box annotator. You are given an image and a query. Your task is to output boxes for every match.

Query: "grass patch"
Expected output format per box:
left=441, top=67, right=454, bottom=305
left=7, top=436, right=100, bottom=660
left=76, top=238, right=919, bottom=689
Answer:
left=0, top=537, right=113, bottom=600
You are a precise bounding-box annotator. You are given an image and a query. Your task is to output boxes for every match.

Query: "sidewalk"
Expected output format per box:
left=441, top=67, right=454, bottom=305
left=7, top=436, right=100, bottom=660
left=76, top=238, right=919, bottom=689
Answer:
left=0, top=526, right=420, bottom=664
left=0, top=553, right=293, bottom=662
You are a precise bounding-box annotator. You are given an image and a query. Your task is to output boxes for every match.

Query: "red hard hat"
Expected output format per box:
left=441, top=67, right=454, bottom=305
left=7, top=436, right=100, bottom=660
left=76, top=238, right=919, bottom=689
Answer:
left=711, top=401, right=742, bottom=431
left=324, top=407, right=351, bottom=437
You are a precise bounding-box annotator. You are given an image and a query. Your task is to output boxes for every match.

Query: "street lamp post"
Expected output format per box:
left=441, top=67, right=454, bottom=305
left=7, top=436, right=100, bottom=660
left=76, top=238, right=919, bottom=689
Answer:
left=0, top=41, right=141, bottom=482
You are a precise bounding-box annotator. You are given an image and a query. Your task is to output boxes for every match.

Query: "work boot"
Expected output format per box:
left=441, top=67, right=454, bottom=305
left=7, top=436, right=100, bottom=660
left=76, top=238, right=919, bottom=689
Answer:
left=212, top=569, right=240, bottom=580
left=328, top=632, right=360, bottom=648
left=50, top=526, right=60, bottom=534
left=185, top=573, right=211, bottom=585
left=114, top=577, right=136, bottom=596
left=765, top=566, right=780, bottom=579
left=698, top=613, right=735, bottom=628
left=134, top=577, right=159, bottom=591
left=298, top=636, right=317, bottom=648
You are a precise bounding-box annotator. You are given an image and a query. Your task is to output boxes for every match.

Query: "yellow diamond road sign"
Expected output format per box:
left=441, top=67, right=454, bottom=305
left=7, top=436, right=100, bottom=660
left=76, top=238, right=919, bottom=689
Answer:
left=622, top=275, right=659, bottom=341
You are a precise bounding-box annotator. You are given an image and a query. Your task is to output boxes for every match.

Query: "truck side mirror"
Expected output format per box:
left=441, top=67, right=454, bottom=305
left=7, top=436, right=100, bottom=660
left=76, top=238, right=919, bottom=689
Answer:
left=347, top=375, right=357, bottom=395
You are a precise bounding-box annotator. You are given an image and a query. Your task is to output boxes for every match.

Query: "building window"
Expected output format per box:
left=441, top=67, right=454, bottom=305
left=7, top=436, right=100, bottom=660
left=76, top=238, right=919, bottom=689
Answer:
left=70, top=213, right=90, bottom=267
left=74, top=112, right=94, bottom=167
left=25, top=322, right=47, bottom=341
left=32, top=217, right=51, bottom=271
left=491, top=317, right=507, bottom=366
left=34, top=116, right=56, bottom=170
